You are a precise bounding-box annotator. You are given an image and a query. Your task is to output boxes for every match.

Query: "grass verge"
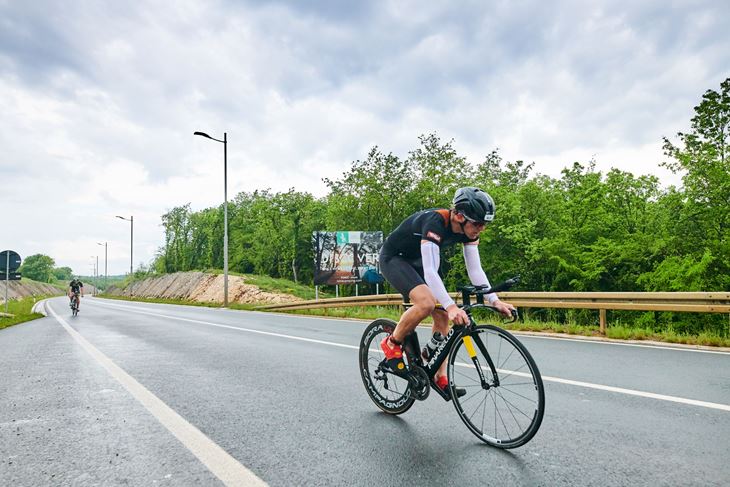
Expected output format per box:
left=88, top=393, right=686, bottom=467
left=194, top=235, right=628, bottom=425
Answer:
left=0, top=296, right=50, bottom=330
left=98, top=294, right=260, bottom=311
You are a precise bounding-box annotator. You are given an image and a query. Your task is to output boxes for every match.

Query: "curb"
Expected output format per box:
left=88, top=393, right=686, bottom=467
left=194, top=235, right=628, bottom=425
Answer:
left=31, top=299, right=49, bottom=316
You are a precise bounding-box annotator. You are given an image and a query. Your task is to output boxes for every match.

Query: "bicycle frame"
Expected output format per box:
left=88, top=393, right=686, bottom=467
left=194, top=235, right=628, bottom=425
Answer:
left=362, top=275, right=544, bottom=447
left=401, top=286, right=517, bottom=401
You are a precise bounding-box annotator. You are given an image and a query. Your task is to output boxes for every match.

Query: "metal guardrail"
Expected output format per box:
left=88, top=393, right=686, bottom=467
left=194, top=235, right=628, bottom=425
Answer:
left=258, top=292, right=730, bottom=334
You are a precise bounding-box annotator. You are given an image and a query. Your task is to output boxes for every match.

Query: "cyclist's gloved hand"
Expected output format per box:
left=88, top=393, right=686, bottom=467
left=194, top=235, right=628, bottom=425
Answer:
left=493, top=299, right=515, bottom=317
left=446, top=304, right=469, bottom=325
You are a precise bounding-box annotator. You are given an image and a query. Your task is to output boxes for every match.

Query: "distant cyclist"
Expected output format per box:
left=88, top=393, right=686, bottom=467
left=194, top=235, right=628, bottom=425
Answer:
left=379, top=187, right=516, bottom=396
left=68, top=277, right=84, bottom=310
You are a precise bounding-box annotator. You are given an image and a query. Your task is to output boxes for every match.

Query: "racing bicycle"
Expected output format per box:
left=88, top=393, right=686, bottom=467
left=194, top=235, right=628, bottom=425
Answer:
left=359, top=277, right=545, bottom=449
left=70, top=292, right=80, bottom=316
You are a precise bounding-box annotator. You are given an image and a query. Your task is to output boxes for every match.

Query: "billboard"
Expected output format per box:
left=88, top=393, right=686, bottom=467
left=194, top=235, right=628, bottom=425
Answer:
left=312, top=231, right=383, bottom=285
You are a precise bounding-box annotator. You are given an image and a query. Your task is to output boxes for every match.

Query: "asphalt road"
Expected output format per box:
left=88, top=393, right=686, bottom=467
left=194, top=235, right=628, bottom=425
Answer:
left=1, top=296, right=729, bottom=486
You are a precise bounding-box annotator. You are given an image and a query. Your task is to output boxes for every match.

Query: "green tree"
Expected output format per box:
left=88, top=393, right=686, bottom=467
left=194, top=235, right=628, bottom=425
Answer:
left=324, top=146, right=417, bottom=233
left=160, top=204, right=192, bottom=272
left=409, top=133, right=474, bottom=209
left=661, top=77, right=730, bottom=290
left=20, top=254, right=56, bottom=282
left=53, top=266, right=73, bottom=281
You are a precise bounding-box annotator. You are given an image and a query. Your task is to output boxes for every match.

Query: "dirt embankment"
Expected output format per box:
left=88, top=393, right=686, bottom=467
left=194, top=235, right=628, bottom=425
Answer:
left=105, top=272, right=295, bottom=305
left=0, top=280, right=65, bottom=302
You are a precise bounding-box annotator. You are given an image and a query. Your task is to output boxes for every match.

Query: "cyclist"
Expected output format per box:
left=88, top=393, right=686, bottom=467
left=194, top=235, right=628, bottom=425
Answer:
left=379, top=187, right=516, bottom=396
left=68, top=277, right=84, bottom=310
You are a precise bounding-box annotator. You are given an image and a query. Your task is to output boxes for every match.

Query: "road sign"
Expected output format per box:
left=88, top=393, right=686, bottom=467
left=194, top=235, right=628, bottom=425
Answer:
left=0, top=271, right=21, bottom=280
left=0, top=250, right=21, bottom=271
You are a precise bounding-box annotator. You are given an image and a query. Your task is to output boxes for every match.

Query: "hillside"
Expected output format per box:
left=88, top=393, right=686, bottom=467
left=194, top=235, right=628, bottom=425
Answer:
left=0, top=278, right=65, bottom=302
left=105, top=272, right=297, bottom=305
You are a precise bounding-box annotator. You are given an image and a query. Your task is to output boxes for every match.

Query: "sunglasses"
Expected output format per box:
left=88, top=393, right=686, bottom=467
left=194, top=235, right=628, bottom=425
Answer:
left=462, top=214, right=488, bottom=226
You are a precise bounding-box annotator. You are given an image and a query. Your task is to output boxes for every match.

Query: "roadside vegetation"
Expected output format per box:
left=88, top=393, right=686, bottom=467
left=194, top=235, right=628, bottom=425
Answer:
left=99, top=280, right=730, bottom=347
left=99, top=294, right=258, bottom=311
left=273, top=306, right=730, bottom=347
left=139, top=78, right=729, bottom=341
left=99, top=78, right=730, bottom=346
left=0, top=296, right=50, bottom=330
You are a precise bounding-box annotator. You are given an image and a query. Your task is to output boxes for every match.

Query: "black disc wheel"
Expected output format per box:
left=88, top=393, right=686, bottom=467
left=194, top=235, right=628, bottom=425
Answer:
left=359, top=319, right=415, bottom=415
left=448, top=325, right=544, bottom=448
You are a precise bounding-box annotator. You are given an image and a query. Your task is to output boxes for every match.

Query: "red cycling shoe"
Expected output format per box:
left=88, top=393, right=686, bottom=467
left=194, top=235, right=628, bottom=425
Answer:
left=436, top=375, right=467, bottom=398
left=380, top=336, right=403, bottom=360
left=380, top=336, right=406, bottom=373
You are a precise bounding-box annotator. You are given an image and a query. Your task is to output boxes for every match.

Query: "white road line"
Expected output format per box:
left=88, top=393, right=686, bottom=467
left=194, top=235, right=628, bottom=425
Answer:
left=513, top=333, right=730, bottom=355
left=47, top=302, right=268, bottom=487
left=90, top=300, right=357, bottom=350
left=87, top=299, right=730, bottom=412
left=538, top=374, right=730, bottom=411
left=476, top=367, right=730, bottom=412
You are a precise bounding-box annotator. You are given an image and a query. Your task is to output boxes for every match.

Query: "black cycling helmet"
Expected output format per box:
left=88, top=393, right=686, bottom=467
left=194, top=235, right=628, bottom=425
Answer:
left=452, top=187, right=495, bottom=223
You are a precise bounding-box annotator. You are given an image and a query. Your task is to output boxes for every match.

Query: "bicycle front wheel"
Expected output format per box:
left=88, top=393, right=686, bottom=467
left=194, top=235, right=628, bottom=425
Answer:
left=448, top=325, right=544, bottom=448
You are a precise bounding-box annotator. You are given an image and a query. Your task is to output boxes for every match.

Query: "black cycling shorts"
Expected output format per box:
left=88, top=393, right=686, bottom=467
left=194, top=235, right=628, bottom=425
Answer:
left=379, top=249, right=426, bottom=299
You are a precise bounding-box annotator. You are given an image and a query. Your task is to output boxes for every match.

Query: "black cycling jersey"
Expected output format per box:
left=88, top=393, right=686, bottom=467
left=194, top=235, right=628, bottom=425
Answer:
left=69, top=280, right=83, bottom=293
left=381, top=208, right=477, bottom=259
left=380, top=209, right=477, bottom=298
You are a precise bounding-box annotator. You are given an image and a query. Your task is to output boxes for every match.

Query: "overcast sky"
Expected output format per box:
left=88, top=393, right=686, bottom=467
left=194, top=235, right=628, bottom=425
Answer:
left=1, top=0, right=728, bottom=277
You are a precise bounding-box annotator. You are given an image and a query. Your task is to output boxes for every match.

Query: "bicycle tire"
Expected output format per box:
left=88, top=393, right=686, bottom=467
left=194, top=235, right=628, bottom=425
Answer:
left=448, top=324, right=544, bottom=448
left=359, top=319, right=415, bottom=415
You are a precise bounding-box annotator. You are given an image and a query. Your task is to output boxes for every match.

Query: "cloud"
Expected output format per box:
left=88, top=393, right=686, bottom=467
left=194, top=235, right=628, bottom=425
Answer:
left=1, top=0, right=728, bottom=274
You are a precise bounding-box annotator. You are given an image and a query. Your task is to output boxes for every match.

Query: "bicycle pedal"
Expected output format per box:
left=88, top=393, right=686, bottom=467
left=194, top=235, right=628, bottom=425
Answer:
left=382, top=357, right=409, bottom=376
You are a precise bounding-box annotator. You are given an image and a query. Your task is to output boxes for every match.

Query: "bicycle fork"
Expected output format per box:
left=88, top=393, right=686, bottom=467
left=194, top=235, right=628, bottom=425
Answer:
left=462, top=334, right=499, bottom=389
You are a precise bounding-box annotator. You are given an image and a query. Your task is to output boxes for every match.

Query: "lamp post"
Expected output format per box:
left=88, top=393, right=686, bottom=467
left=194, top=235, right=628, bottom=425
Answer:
left=90, top=256, right=97, bottom=294
left=97, top=242, right=107, bottom=289
left=116, top=215, right=133, bottom=275
left=194, top=130, right=229, bottom=307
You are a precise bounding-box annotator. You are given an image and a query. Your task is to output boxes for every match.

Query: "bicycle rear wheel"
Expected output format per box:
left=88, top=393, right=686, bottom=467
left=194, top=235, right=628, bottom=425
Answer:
left=448, top=325, right=544, bottom=448
left=359, top=319, right=415, bottom=415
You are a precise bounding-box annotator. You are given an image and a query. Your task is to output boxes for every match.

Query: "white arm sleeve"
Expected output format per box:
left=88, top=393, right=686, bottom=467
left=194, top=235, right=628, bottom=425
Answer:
left=463, top=244, right=499, bottom=304
left=420, top=241, right=455, bottom=309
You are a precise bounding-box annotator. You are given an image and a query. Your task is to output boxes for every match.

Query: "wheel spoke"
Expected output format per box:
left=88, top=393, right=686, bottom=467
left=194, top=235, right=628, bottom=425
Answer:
left=498, top=390, right=525, bottom=434
left=495, top=388, right=534, bottom=421
left=454, top=368, right=481, bottom=385
left=468, top=390, right=489, bottom=421
left=499, top=385, right=538, bottom=404
left=497, top=362, right=529, bottom=382
left=481, top=388, right=489, bottom=434
left=497, top=340, right=517, bottom=370
left=492, top=392, right=512, bottom=441
left=449, top=325, right=544, bottom=448
left=498, top=380, right=535, bottom=387
left=458, top=389, right=483, bottom=406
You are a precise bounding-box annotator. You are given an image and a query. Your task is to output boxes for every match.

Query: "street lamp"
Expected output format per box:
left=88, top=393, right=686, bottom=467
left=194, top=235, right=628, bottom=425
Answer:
left=90, top=256, right=97, bottom=294
left=194, top=130, right=229, bottom=307
left=97, top=242, right=107, bottom=289
left=116, top=215, right=133, bottom=275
